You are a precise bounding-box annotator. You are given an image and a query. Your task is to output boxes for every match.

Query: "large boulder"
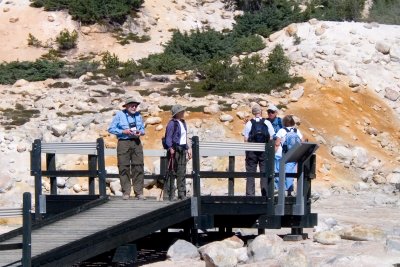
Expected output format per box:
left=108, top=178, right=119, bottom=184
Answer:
left=314, top=231, right=341, bottom=245
left=199, top=241, right=237, bottom=267
left=247, top=234, right=283, bottom=262
left=340, top=225, right=386, bottom=241
left=331, top=146, right=353, bottom=164
left=281, top=247, right=310, bottom=267
left=167, top=239, right=200, bottom=261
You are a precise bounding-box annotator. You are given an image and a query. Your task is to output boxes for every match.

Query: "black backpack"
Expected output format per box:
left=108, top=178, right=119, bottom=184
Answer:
left=248, top=118, right=270, bottom=143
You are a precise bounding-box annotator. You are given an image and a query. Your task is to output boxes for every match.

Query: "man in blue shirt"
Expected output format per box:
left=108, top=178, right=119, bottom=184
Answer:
left=266, top=104, right=282, bottom=139
left=108, top=97, right=146, bottom=200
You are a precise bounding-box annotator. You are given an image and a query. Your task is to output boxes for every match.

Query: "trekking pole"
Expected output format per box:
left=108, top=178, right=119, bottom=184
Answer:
left=160, top=157, right=174, bottom=200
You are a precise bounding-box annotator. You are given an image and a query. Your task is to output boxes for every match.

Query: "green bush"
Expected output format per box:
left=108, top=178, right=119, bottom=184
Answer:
left=56, top=29, right=78, bottom=50
left=62, top=60, right=100, bottom=78
left=267, top=44, right=290, bottom=78
left=30, top=0, right=144, bottom=24
left=0, top=60, right=65, bottom=84
left=232, top=0, right=303, bottom=38
left=27, top=33, right=42, bottom=47
left=302, top=0, right=365, bottom=21
left=193, top=48, right=300, bottom=95
left=101, top=52, right=120, bottom=69
left=139, top=53, right=193, bottom=74
left=368, top=0, right=400, bottom=24
left=0, top=104, right=40, bottom=129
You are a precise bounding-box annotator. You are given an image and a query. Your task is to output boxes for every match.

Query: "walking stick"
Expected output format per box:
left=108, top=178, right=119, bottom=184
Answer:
left=159, top=156, right=174, bottom=201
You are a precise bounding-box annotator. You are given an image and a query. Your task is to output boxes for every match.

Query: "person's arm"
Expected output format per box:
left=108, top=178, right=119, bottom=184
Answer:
left=108, top=112, right=128, bottom=136
left=275, top=137, right=281, bottom=152
left=165, top=121, right=175, bottom=154
left=134, top=113, right=145, bottom=136
left=265, top=120, right=275, bottom=140
left=243, top=121, right=251, bottom=142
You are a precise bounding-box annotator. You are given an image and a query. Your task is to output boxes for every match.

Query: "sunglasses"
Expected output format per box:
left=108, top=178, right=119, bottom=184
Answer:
left=267, top=110, right=276, bottom=114
left=127, top=103, right=138, bottom=107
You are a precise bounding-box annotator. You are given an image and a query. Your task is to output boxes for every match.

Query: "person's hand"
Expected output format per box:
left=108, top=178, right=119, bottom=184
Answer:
left=122, top=129, right=133, bottom=135
left=187, top=149, right=192, bottom=160
left=169, top=147, right=175, bottom=155
left=133, top=131, right=141, bottom=137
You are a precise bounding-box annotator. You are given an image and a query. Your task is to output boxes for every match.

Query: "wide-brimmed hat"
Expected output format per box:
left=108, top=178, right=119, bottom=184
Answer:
left=171, top=104, right=186, bottom=117
left=122, top=96, right=140, bottom=107
left=267, top=104, right=278, bottom=112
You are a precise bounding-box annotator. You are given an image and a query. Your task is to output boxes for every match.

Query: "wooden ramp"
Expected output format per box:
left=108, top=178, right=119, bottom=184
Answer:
left=0, top=198, right=192, bottom=267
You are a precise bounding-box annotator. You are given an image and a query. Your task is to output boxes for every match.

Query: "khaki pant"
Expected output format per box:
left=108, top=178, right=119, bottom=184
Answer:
left=164, top=147, right=187, bottom=200
left=117, top=139, right=144, bottom=196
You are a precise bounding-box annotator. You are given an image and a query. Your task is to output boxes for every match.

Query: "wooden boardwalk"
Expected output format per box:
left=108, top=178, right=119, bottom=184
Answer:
left=0, top=197, right=191, bottom=267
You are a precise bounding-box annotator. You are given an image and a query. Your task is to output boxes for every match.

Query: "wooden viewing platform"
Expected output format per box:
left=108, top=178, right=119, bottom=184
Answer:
left=0, top=136, right=318, bottom=266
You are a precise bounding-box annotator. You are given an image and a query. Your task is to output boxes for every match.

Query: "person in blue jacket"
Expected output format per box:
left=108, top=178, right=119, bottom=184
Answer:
left=108, top=97, right=146, bottom=200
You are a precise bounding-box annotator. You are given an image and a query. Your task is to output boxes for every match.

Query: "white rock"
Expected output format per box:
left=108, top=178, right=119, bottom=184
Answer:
left=386, top=172, right=400, bottom=184
left=204, top=104, right=220, bottom=114
left=340, top=225, right=386, bottom=241
left=247, top=234, right=283, bottom=262
left=51, top=123, right=68, bottom=137
left=155, top=125, right=163, bottom=131
left=334, top=60, right=351, bottom=76
left=386, top=235, right=400, bottom=251
left=281, top=247, right=310, bottom=267
left=56, top=177, right=66, bottom=187
left=331, top=146, right=353, bottom=163
left=73, top=184, right=82, bottom=193
left=13, top=79, right=29, bottom=87
left=16, top=143, right=26, bottom=153
left=219, top=114, right=233, bottom=122
left=199, top=241, right=237, bottom=267
left=375, top=41, right=391, bottom=54
left=167, top=239, right=200, bottom=261
left=145, top=117, right=162, bottom=125
left=290, top=87, right=304, bottom=102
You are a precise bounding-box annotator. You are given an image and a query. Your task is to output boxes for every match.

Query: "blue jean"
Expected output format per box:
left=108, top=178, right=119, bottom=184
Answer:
left=274, top=155, right=296, bottom=192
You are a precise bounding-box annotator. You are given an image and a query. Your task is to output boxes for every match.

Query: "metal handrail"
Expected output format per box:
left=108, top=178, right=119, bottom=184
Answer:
left=0, top=208, right=23, bottom=217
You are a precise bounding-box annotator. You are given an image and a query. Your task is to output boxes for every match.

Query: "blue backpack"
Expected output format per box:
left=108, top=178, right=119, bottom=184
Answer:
left=248, top=118, right=270, bottom=143
left=282, top=127, right=301, bottom=153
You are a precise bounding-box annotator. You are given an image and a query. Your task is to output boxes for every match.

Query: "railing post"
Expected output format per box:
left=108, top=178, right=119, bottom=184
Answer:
left=228, top=156, right=235, bottom=196
left=191, top=136, right=201, bottom=235
left=97, top=138, right=107, bottom=197
left=31, top=139, right=42, bottom=221
left=88, top=154, right=97, bottom=195
left=22, top=192, right=31, bottom=267
left=265, top=140, right=275, bottom=215
left=192, top=136, right=201, bottom=201
left=46, top=153, right=57, bottom=195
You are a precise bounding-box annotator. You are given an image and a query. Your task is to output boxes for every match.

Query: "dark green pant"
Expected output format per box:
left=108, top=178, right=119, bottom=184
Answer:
left=164, top=147, right=187, bottom=200
left=117, top=139, right=144, bottom=196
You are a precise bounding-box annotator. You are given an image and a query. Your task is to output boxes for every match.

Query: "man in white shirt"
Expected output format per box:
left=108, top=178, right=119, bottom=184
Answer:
left=243, top=105, right=275, bottom=196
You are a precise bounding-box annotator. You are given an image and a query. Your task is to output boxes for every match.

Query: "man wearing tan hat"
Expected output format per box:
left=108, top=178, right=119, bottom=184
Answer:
left=108, top=96, right=146, bottom=200
left=163, top=104, right=192, bottom=201
left=243, top=104, right=275, bottom=196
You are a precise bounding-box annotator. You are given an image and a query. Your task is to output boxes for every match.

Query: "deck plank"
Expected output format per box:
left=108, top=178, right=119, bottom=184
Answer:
left=0, top=198, right=180, bottom=267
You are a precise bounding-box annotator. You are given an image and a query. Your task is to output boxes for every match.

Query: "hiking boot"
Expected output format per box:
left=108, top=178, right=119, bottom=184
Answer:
left=122, top=194, right=130, bottom=200
left=135, top=194, right=147, bottom=200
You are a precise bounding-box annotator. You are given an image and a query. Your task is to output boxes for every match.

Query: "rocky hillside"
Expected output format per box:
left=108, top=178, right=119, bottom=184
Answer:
left=0, top=0, right=399, bottom=265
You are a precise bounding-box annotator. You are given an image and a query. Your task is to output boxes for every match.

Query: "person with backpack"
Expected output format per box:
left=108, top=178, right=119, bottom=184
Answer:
left=163, top=104, right=192, bottom=201
left=108, top=96, right=146, bottom=200
left=243, top=105, right=275, bottom=196
left=266, top=104, right=283, bottom=139
left=274, top=115, right=304, bottom=196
